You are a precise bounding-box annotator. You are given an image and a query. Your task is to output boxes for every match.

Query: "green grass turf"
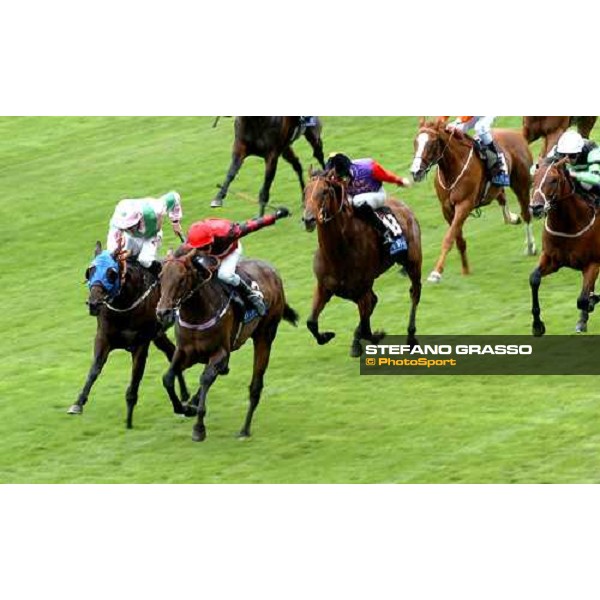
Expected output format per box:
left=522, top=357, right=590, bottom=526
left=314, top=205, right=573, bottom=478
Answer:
left=1, top=116, right=599, bottom=483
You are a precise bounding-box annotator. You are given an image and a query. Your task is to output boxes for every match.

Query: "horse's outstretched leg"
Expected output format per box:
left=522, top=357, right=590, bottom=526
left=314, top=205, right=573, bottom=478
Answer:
left=192, top=349, right=229, bottom=442
left=576, top=263, right=600, bottom=333
left=125, top=343, right=149, bottom=429
left=304, top=126, right=326, bottom=168
left=498, top=190, right=521, bottom=225
left=239, top=323, right=278, bottom=439
left=351, top=290, right=382, bottom=358
left=577, top=117, right=597, bottom=139
left=153, top=332, right=190, bottom=403
left=258, top=153, right=279, bottom=217
left=307, top=284, right=335, bottom=345
left=530, top=254, right=559, bottom=337
left=212, top=146, right=246, bottom=208
left=430, top=202, right=471, bottom=283
left=282, top=146, right=306, bottom=200
left=68, top=336, right=110, bottom=415
left=162, top=348, right=193, bottom=417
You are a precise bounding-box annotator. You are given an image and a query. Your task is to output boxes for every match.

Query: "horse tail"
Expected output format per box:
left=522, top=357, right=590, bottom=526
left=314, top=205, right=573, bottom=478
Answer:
left=283, top=304, right=299, bottom=327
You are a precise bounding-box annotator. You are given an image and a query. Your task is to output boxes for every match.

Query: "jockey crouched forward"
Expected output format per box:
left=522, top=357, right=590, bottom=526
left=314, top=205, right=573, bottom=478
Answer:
left=186, top=208, right=291, bottom=316
left=107, top=191, right=184, bottom=277
left=325, top=153, right=411, bottom=258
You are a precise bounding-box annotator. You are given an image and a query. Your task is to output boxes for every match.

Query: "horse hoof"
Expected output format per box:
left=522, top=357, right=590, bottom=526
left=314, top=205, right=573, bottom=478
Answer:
left=67, top=405, right=82, bottom=415
left=532, top=322, right=546, bottom=337
left=576, top=322, right=588, bottom=334
left=210, top=198, right=223, bottom=208
left=183, top=404, right=197, bottom=418
left=350, top=342, right=362, bottom=358
left=237, top=432, right=251, bottom=441
left=371, top=331, right=386, bottom=343
left=427, top=271, right=442, bottom=283
left=525, top=246, right=537, bottom=256
left=318, top=332, right=336, bottom=345
left=192, top=427, right=206, bottom=442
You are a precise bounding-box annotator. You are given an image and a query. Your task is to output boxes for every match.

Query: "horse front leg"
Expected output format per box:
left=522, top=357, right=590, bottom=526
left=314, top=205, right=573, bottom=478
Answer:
left=68, top=335, right=110, bottom=415
left=258, top=153, right=279, bottom=216
left=576, top=263, right=600, bottom=333
left=530, top=254, right=558, bottom=337
left=153, top=332, right=190, bottom=403
left=125, top=343, right=149, bottom=429
left=211, top=145, right=246, bottom=208
left=430, top=202, right=471, bottom=283
left=162, top=348, right=193, bottom=417
left=351, top=289, right=382, bottom=358
left=307, top=283, right=335, bottom=345
left=192, top=349, right=229, bottom=443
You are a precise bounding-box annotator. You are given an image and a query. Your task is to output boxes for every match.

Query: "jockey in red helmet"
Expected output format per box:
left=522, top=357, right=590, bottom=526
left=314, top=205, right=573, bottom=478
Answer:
left=186, top=208, right=290, bottom=316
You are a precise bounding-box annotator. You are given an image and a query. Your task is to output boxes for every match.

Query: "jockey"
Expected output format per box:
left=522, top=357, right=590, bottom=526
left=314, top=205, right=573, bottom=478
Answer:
left=552, top=130, right=600, bottom=200
left=324, top=152, right=411, bottom=247
left=446, top=116, right=510, bottom=186
left=107, top=191, right=183, bottom=277
left=186, top=208, right=290, bottom=316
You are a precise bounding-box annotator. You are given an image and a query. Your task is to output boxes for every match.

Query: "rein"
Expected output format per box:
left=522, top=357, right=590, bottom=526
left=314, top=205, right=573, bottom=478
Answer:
left=308, top=177, right=349, bottom=223
left=103, top=279, right=159, bottom=313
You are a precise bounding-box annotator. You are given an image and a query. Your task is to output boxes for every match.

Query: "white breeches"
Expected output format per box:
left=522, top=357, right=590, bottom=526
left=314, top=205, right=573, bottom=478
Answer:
left=350, top=188, right=387, bottom=209
left=106, top=228, right=162, bottom=268
left=218, top=243, right=242, bottom=286
left=456, top=116, right=495, bottom=146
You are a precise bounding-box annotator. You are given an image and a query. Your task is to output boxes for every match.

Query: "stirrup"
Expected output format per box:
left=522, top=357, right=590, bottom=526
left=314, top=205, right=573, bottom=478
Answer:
left=492, top=172, right=510, bottom=186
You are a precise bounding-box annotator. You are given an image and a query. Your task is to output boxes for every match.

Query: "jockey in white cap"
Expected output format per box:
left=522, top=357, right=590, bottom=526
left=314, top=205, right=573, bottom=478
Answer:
left=106, top=191, right=183, bottom=276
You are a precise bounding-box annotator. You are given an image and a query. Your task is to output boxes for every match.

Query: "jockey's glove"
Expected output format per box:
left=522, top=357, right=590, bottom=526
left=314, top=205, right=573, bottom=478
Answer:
left=275, top=207, right=291, bottom=219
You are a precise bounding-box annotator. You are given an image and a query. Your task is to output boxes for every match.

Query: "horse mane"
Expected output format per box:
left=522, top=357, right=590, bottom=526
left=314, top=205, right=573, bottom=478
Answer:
left=420, top=119, right=474, bottom=149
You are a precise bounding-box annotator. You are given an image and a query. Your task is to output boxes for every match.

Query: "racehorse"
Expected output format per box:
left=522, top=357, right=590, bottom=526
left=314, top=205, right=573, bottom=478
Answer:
left=70, top=242, right=189, bottom=428
left=211, top=117, right=326, bottom=216
left=156, top=249, right=299, bottom=442
left=523, top=116, right=597, bottom=164
left=302, top=169, right=422, bottom=357
left=410, top=117, right=535, bottom=283
left=529, top=157, right=600, bottom=335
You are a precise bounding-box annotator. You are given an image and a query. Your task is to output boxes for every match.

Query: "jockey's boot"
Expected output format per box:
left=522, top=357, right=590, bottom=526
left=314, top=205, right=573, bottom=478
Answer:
left=148, top=260, right=162, bottom=278
left=237, top=279, right=267, bottom=316
left=484, top=140, right=510, bottom=186
left=299, top=116, right=317, bottom=128
left=355, top=204, right=394, bottom=246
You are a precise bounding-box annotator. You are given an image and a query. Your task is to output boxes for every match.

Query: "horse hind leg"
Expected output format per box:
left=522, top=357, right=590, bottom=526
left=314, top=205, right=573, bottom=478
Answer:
left=212, top=145, right=246, bottom=208
left=125, top=344, right=149, bottom=429
left=351, top=289, right=383, bottom=358
left=509, top=161, right=538, bottom=256
left=304, top=125, right=326, bottom=168
left=239, top=323, right=278, bottom=439
left=404, top=261, right=422, bottom=346
left=576, top=264, right=600, bottom=333
left=282, top=146, right=306, bottom=203
left=68, top=336, right=110, bottom=415
left=498, top=190, right=521, bottom=225
left=307, top=284, right=335, bottom=345
left=258, top=153, right=280, bottom=216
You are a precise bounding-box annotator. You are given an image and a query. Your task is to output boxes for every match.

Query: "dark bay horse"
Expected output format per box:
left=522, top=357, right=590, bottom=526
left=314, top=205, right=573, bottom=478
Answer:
left=70, top=242, right=189, bottom=428
left=211, top=117, right=326, bottom=216
left=529, top=158, right=600, bottom=335
left=411, top=117, right=535, bottom=283
left=156, top=250, right=298, bottom=442
left=302, top=170, right=422, bottom=357
left=523, top=116, right=597, bottom=163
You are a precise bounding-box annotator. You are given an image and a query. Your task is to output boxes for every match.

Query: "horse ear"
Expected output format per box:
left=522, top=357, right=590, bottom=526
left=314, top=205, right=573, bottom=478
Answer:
left=418, top=117, right=426, bottom=127
left=167, top=248, right=174, bottom=259
left=436, top=116, right=449, bottom=125
left=94, top=241, right=102, bottom=256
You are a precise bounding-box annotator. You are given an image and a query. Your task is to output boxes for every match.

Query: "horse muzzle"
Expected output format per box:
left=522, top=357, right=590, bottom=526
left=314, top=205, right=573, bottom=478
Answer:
left=302, top=215, right=317, bottom=232
left=156, top=307, right=176, bottom=328
left=87, top=300, right=101, bottom=316
left=529, top=203, right=546, bottom=219
left=411, top=168, right=426, bottom=183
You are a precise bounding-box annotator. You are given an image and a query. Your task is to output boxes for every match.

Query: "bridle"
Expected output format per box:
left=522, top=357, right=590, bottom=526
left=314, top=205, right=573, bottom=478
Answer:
left=161, top=255, right=215, bottom=312
left=306, top=174, right=350, bottom=224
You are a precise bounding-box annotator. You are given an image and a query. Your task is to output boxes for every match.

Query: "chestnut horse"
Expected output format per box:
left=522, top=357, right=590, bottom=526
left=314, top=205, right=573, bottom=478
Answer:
left=211, top=117, right=326, bottom=216
left=156, top=250, right=298, bottom=442
left=410, top=117, right=535, bottom=283
left=523, top=116, right=597, bottom=164
left=529, top=158, right=600, bottom=335
left=303, top=170, right=422, bottom=357
left=70, top=242, right=189, bottom=428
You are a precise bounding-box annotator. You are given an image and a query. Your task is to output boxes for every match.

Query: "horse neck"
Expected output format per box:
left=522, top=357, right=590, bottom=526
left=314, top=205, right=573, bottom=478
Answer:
left=179, top=278, right=227, bottom=321
left=316, top=209, right=358, bottom=260
left=437, top=132, right=477, bottom=179
left=111, top=265, right=147, bottom=308
left=548, top=188, right=594, bottom=230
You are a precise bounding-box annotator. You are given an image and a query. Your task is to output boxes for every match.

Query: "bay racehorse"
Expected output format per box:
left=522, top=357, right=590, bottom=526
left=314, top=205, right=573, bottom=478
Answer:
left=303, top=169, right=422, bottom=357
left=529, top=157, right=600, bottom=335
left=70, top=242, right=189, bottom=428
left=410, top=117, right=535, bottom=283
left=523, top=116, right=597, bottom=164
left=156, top=249, right=299, bottom=442
left=211, top=117, right=325, bottom=216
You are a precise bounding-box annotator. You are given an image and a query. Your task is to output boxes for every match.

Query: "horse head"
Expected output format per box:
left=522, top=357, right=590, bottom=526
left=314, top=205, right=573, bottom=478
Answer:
left=302, top=170, right=349, bottom=232
left=410, top=117, right=450, bottom=182
left=85, top=242, right=123, bottom=316
left=530, top=157, right=573, bottom=218
left=156, top=248, right=215, bottom=327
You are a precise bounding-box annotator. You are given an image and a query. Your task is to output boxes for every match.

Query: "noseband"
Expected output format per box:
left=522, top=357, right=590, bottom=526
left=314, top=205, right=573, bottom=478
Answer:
left=307, top=176, right=350, bottom=224
left=162, top=256, right=215, bottom=311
